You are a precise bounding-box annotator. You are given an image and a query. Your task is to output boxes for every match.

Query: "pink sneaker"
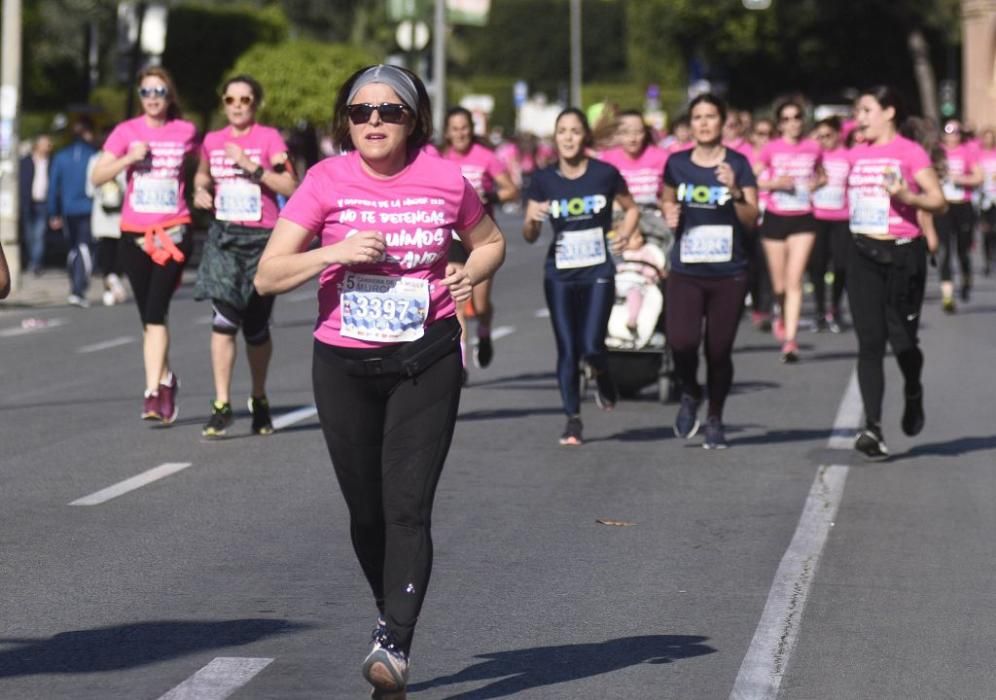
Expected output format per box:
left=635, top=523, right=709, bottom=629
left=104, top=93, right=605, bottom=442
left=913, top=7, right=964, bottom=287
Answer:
left=772, top=317, right=786, bottom=342
left=158, top=372, right=180, bottom=424
left=142, top=391, right=162, bottom=421
left=780, top=340, right=799, bottom=364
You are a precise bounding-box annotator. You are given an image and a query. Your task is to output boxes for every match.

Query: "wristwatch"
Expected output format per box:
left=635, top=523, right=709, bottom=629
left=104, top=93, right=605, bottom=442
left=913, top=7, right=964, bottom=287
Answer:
left=249, top=165, right=265, bottom=183
left=731, top=188, right=746, bottom=203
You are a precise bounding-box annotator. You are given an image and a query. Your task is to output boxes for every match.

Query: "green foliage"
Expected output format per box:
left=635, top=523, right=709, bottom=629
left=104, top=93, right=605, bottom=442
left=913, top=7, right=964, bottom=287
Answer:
left=230, top=40, right=375, bottom=128
left=162, top=4, right=289, bottom=125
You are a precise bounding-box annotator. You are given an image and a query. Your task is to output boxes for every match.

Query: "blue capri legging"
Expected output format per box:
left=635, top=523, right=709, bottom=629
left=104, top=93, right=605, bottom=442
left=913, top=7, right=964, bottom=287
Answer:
left=543, top=275, right=616, bottom=416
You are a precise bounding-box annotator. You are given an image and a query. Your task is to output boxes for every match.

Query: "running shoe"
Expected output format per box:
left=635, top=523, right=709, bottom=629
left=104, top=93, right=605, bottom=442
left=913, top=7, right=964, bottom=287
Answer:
left=751, top=311, right=772, bottom=332
left=249, top=395, right=274, bottom=435
left=593, top=371, right=618, bottom=411
left=559, top=416, right=583, bottom=446
left=158, top=372, right=179, bottom=425
left=67, top=294, right=90, bottom=308
left=825, top=312, right=843, bottom=334
left=202, top=401, right=234, bottom=438
left=901, top=388, right=925, bottom=436
left=102, top=290, right=116, bottom=307
left=702, top=416, right=728, bottom=450
left=362, top=626, right=409, bottom=693
left=855, top=425, right=889, bottom=461
left=813, top=315, right=829, bottom=332
left=141, top=391, right=162, bottom=421
left=780, top=340, right=799, bottom=364
left=942, top=297, right=957, bottom=314
left=474, top=334, right=494, bottom=368
left=674, top=394, right=701, bottom=439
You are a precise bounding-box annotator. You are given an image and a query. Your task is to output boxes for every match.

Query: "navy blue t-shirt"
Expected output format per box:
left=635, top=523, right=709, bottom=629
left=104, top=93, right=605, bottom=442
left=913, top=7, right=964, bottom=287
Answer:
left=663, top=148, right=756, bottom=277
left=526, top=158, right=626, bottom=281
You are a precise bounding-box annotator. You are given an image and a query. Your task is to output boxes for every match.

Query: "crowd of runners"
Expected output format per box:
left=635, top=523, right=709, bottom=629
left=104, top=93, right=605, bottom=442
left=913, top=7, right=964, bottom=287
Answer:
left=4, top=61, right=985, bottom=698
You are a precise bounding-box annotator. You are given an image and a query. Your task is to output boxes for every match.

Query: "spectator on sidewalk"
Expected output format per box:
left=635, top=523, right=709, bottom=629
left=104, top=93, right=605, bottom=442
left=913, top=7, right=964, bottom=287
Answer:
left=18, top=135, right=53, bottom=275
left=87, top=133, right=129, bottom=306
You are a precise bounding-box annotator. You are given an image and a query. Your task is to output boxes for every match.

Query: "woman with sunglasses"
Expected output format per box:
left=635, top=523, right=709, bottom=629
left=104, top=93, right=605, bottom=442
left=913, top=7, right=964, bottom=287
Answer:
left=845, top=86, right=945, bottom=460
left=936, top=118, right=983, bottom=312
left=755, top=101, right=822, bottom=362
left=91, top=66, right=198, bottom=424
left=523, top=107, right=639, bottom=446
left=662, top=93, right=758, bottom=449
left=809, top=116, right=851, bottom=332
left=440, top=106, right=519, bottom=377
left=192, top=75, right=298, bottom=438
left=255, top=65, right=505, bottom=697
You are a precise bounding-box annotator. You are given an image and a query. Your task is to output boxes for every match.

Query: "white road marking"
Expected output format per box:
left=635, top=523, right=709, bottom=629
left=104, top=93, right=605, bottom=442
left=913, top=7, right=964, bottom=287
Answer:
left=534, top=308, right=550, bottom=318
left=827, top=370, right=863, bottom=449
left=0, top=318, right=67, bottom=337
left=69, top=462, right=192, bottom=506
left=471, top=325, right=516, bottom=345
left=728, top=464, right=849, bottom=700
left=272, top=405, right=318, bottom=431
left=156, top=657, right=274, bottom=700
left=76, top=336, right=135, bottom=354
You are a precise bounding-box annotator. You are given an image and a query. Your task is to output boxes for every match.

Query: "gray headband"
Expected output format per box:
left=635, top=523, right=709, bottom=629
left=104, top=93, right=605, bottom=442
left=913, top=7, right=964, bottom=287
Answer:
left=347, top=65, right=419, bottom=113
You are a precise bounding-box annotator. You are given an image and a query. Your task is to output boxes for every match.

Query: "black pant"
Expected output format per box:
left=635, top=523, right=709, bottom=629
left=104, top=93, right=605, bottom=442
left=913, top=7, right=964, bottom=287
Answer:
left=97, top=237, right=122, bottom=277
left=980, top=206, right=996, bottom=270
left=312, top=326, right=462, bottom=655
left=809, top=219, right=850, bottom=316
left=666, top=271, right=748, bottom=419
left=847, top=236, right=926, bottom=427
left=747, top=231, right=772, bottom=314
left=935, top=202, right=974, bottom=286
left=118, top=231, right=193, bottom=325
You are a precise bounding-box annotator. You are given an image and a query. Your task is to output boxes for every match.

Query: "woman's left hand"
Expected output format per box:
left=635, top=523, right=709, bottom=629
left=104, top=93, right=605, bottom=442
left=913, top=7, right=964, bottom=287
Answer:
left=442, top=263, right=474, bottom=302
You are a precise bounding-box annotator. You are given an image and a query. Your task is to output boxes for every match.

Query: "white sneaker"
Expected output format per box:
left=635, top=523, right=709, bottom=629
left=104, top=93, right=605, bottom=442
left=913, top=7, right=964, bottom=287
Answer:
left=107, top=273, right=128, bottom=303
left=68, top=294, right=90, bottom=308
left=362, top=628, right=409, bottom=692
left=102, top=290, right=116, bottom=306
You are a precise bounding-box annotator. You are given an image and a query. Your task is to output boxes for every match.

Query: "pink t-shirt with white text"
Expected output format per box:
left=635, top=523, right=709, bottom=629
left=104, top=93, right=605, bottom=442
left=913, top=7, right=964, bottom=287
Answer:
left=279, top=149, right=486, bottom=348
left=200, top=124, right=289, bottom=229
left=812, top=147, right=851, bottom=221
left=441, top=143, right=506, bottom=206
left=103, top=116, right=198, bottom=231
left=599, top=145, right=668, bottom=206
left=977, top=148, right=996, bottom=207
left=941, top=143, right=978, bottom=203
left=847, top=135, right=932, bottom=239
left=758, top=138, right=822, bottom=215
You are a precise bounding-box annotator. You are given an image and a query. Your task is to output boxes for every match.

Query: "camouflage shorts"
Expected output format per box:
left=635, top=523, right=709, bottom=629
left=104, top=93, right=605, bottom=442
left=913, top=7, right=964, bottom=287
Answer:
left=193, top=220, right=271, bottom=310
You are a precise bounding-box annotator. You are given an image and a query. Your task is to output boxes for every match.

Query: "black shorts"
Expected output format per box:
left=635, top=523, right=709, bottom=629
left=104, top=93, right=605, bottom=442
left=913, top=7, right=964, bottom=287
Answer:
left=760, top=211, right=817, bottom=240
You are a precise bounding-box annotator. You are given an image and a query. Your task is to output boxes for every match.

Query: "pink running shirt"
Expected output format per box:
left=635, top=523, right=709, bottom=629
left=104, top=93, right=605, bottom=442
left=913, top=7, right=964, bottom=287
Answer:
left=599, top=145, right=668, bottom=206
left=279, top=149, right=486, bottom=348
left=812, top=147, right=851, bottom=221
left=102, top=116, right=198, bottom=232
left=941, top=143, right=978, bottom=203
left=846, top=135, right=932, bottom=239
left=978, top=148, right=996, bottom=207
left=758, top=138, right=822, bottom=215
left=200, top=124, right=289, bottom=229
left=441, top=143, right=507, bottom=206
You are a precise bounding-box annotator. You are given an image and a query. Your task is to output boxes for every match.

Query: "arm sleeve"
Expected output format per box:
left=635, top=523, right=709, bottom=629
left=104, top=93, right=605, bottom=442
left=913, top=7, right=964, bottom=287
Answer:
left=455, top=177, right=487, bottom=232
left=277, top=167, right=327, bottom=236
left=486, top=152, right=507, bottom=178
left=102, top=123, right=129, bottom=158
left=663, top=158, right=677, bottom=188
left=525, top=171, right=545, bottom=201
left=737, top=155, right=758, bottom=188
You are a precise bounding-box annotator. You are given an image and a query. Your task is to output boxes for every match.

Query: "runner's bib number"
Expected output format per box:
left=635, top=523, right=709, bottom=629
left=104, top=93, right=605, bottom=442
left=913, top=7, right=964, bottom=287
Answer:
left=131, top=177, right=179, bottom=214
left=679, top=225, right=733, bottom=263
left=942, top=180, right=965, bottom=202
left=812, top=185, right=845, bottom=210
left=772, top=182, right=811, bottom=212
left=340, top=273, right=429, bottom=343
left=849, top=190, right=891, bottom=235
left=555, top=227, right=607, bottom=269
left=216, top=181, right=262, bottom=222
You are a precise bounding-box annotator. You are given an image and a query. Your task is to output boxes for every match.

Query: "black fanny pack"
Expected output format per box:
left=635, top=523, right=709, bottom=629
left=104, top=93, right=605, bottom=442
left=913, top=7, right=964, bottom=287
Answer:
left=852, top=235, right=915, bottom=265
left=344, top=316, right=461, bottom=378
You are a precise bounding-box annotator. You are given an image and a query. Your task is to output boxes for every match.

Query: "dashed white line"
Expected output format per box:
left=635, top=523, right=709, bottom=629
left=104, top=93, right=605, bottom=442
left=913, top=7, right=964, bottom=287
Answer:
left=76, top=336, right=135, bottom=354
left=534, top=308, right=550, bottom=318
left=69, top=462, right=192, bottom=506
left=271, top=405, right=318, bottom=431
left=156, top=657, right=274, bottom=700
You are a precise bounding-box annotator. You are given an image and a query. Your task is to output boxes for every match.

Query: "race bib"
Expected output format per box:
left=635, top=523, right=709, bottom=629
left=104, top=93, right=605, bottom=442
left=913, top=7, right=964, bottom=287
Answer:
left=812, top=185, right=845, bottom=210
left=942, top=179, right=965, bottom=202
left=131, top=177, right=179, bottom=214
left=679, top=225, right=733, bottom=263
left=772, top=181, right=811, bottom=212
left=850, top=191, right=891, bottom=235
left=555, top=227, right=607, bottom=269
left=340, top=273, right=429, bottom=343
left=216, top=181, right=262, bottom=222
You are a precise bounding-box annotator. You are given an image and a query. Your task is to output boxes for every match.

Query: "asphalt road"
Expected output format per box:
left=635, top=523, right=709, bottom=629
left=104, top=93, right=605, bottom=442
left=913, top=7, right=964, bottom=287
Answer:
left=2, top=208, right=995, bottom=699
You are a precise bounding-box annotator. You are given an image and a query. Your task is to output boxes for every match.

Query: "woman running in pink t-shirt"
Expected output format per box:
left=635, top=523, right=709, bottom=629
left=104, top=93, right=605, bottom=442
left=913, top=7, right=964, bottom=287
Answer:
left=977, top=128, right=996, bottom=275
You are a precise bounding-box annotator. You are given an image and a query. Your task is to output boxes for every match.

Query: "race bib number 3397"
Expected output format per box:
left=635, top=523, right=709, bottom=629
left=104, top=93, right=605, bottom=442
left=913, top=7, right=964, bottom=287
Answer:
left=340, top=273, right=429, bottom=343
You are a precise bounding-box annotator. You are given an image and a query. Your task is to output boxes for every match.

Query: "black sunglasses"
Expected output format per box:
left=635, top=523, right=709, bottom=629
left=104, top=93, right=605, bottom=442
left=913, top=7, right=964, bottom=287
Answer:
left=347, top=103, right=410, bottom=125
left=138, top=86, right=168, bottom=99
left=224, top=95, right=254, bottom=107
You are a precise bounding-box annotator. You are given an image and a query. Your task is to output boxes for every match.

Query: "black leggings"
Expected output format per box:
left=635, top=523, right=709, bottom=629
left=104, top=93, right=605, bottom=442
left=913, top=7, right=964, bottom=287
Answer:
left=118, top=232, right=193, bottom=325
left=847, top=236, right=926, bottom=427
left=980, top=206, right=996, bottom=269
left=748, top=231, right=772, bottom=314
left=808, top=219, right=851, bottom=316
left=312, top=327, right=462, bottom=655
left=543, top=275, right=615, bottom=416
left=666, top=271, right=748, bottom=419
left=97, top=237, right=122, bottom=277
left=935, top=202, right=974, bottom=285
left=211, top=294, right=275, bottom=345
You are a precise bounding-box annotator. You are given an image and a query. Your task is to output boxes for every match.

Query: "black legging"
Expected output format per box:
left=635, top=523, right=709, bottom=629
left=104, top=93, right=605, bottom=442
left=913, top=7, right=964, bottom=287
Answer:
left=809, top=219, right=851, bottom=316
left=847, top=236, right=926, bottom=427
left=747, top=232, right=772, bottom=314
left=312, top=325, right=462, bottom=656
left=543, top=275, right=615, bottom=416
left=935, top=202, right=974, bottom=286
left=666, top=271, right=748, bottom=419
left=980, top=206, right=996, bottom=271
left=118, top=232, right=193, bottom=325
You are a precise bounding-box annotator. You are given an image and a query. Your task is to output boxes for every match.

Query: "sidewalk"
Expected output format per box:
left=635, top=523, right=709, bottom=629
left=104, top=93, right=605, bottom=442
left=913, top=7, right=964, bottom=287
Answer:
left=0, top=268, right=196, bottom=310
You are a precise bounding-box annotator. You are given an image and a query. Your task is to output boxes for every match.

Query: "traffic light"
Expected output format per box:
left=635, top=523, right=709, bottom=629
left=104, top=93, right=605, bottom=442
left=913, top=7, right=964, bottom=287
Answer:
left=939, top=80, right=957, bottom=118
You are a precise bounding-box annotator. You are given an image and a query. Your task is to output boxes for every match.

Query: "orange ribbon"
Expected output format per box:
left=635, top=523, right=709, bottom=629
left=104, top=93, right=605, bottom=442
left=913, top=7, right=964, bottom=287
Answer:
left=124, top=216, right=190, bottom=266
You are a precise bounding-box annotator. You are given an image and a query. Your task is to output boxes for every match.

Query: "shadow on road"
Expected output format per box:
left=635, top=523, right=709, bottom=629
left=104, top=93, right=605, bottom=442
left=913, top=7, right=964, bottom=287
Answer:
left=458, top=406, right=564, bottom=421
left=408, top=634, right=716, bottom=698
left=727, top=427, right=830, bottom=447
left=0, top=618, right=307, bottom=677
left=901, top=434, right=996, bottom=459
left=466, top=371, right=557, bottom=389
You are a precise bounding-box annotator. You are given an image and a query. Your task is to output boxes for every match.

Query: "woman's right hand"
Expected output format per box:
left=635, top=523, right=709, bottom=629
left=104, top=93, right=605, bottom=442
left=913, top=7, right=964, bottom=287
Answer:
left=126, top=141, right=149, bottom=164
left=335, top=230, right=386, bottom=265
left=525, top=200, right=550, bottom=224
left=193, top=188, right=213, bottom=210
